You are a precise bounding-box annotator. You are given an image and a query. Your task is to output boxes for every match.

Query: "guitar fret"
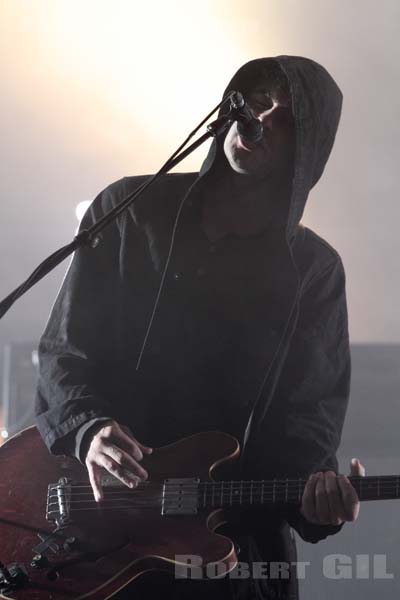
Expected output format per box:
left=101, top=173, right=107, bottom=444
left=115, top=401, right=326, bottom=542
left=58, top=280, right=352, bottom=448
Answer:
left=352, top=475, right=400, bottom=500
left=235, top=485, right=240, bottom=504
left=200, top=475, right=400, bottom=508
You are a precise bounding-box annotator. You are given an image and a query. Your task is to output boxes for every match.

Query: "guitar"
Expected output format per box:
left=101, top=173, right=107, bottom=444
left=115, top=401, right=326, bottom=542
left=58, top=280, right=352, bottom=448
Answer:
left=0, top=426, right=397, bottom=599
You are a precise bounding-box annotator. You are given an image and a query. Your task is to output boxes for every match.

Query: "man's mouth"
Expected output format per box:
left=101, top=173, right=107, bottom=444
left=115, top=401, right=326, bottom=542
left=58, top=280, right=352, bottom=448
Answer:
left=236, top=134, right=268, bottom=154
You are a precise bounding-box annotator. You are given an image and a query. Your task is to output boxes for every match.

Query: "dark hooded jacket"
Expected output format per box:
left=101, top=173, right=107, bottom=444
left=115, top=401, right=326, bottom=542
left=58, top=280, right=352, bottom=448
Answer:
left=35, top=56, right=350, bottom=600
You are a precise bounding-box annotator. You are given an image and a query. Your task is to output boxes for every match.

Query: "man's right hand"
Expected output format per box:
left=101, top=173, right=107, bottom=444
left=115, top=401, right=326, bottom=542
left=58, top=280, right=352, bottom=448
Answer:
left=84, top=420, right=153, bottom=502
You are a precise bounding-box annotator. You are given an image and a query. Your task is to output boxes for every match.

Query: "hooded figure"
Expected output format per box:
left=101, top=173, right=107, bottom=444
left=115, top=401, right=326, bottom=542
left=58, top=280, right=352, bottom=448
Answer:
left=35, top=56, right=351, bottom=599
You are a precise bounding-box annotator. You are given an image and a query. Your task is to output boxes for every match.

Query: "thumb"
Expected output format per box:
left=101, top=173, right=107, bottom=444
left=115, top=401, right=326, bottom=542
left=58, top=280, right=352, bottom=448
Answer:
left=350, top=457, right=366, bottom=477
left=136, top=440, right=153, bottom=454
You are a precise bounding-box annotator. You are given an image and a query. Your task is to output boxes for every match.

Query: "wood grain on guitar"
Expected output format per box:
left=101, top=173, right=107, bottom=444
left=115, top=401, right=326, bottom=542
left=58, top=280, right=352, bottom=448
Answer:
left=0, top=427, right=398, bottom=599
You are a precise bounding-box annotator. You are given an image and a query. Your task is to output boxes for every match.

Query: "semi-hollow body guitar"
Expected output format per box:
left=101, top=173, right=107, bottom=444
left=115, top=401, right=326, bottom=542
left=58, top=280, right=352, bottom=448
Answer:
left=0, top=426, right=397, bottom=599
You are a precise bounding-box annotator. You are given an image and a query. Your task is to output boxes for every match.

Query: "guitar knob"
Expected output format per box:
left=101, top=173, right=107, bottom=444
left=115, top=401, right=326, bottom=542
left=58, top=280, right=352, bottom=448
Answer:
left=30, top=554, right=49, bottom=569
left=63, top=536, right=79, bottom=552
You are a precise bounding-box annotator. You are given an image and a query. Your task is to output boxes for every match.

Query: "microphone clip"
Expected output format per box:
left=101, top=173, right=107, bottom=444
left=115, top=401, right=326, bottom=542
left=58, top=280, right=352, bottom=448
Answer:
left=227, top=91, right=264, bottom=144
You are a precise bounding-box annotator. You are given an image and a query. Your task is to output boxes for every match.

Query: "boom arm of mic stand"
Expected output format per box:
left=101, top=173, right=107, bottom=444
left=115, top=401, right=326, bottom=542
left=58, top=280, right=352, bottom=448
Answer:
left=87, top=114, right=231, bottom=240
left=0, top=113, right=232, bottom=321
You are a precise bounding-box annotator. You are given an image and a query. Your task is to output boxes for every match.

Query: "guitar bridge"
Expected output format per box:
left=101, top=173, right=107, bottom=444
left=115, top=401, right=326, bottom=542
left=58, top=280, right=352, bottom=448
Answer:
left=161, top=478, right=199, bottom=515
left=46, top=477, right=71, bottom=525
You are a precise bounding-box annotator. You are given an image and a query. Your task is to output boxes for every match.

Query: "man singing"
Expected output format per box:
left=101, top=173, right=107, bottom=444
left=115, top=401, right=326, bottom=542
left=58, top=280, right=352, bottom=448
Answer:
left=35, top=56, right=364, bottom=599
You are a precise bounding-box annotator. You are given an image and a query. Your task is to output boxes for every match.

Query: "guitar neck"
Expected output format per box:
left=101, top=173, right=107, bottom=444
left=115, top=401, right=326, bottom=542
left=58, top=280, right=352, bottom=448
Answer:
left=199, top=476, right=400, bottom=508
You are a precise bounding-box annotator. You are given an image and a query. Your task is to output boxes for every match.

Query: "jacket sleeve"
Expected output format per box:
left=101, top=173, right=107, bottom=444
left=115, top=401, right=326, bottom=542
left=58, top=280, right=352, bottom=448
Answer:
left=248, top=253, right=351, bottom=543
left=283, top=255, right=351, bottom=542
left=74, top=417, right=113, bottom=463
left=35, top=179, right=126, bottom=456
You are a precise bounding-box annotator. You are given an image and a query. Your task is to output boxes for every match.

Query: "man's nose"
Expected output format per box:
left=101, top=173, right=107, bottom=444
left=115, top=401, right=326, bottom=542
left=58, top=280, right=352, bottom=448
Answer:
left=254, top=107, right=276, bottom=130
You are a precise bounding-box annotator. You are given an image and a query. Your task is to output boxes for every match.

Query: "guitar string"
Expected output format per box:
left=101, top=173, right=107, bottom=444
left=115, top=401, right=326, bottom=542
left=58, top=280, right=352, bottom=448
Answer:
left=46, top=476, right=400, bottom=514
left=47, top=475, right=399, bottom=487
left=46, top=482, right=399, bottom=504
left=46, top=488, right=397, bottom=515
left=51, top=485, right=399, bottom=503
left=47, top=486, right=397, bottom=512
left=48, top=486, right=397, bottom=507
left=46, top=477, right=399, bottom=499
left=46, top=475, right=397, bottom=493
left=47, top=487, right=399, bottom=505
left=47, top=483, right=308, bottom=493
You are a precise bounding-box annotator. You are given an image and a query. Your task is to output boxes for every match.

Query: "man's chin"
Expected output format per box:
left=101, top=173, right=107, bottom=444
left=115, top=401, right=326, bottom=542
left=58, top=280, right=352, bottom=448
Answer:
left=229, top=159, right=271, bottom=178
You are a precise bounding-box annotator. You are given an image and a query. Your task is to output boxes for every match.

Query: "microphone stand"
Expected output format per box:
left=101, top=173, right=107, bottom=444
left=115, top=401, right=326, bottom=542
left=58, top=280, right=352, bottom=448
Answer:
left=0, top=96, right=235, bottom=321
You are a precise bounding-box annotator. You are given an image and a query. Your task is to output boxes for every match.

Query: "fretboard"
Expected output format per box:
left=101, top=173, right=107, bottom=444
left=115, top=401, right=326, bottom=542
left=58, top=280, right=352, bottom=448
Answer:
left=198, top=476, right=400, bottom=508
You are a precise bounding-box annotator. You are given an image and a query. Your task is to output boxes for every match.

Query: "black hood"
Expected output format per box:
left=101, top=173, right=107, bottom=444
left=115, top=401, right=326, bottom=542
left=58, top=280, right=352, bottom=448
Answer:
left=199, top=55, right=343, bottom=241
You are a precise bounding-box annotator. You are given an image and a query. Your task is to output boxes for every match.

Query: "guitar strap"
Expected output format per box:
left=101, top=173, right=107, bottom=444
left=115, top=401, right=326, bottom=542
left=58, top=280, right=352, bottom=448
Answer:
left=239, top=278, right=301, bottom=474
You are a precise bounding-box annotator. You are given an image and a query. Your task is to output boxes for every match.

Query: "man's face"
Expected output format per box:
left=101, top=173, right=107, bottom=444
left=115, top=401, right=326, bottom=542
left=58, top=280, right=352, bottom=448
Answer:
left=223, top=80, right=295, bottom=180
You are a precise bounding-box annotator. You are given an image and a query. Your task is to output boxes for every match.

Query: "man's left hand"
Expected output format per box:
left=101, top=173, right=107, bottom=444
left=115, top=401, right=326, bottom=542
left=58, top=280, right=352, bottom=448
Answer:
left=300, top=458, right=365, bottom=526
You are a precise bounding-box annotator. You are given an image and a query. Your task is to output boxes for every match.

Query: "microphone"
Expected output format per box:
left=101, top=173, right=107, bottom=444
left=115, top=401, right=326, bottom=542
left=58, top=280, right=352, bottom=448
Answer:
left=229, top=91, right=263, bottom=144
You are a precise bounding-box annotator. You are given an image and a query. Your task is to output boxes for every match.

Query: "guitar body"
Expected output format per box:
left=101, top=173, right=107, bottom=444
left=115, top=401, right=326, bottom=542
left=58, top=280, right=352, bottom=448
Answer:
left=0, top=427, right=240, bottom=599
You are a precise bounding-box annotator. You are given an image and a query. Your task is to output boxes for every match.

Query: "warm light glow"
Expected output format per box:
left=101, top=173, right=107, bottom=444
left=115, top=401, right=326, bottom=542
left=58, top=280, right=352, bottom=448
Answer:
left=0, top=1, right=398, bottom=344
left=76, top=201, right=92, bottom=222
left=0, top=1, right=281, bottom=173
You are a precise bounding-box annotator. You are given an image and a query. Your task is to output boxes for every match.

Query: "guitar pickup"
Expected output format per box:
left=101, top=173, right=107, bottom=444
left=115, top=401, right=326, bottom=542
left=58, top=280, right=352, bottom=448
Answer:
left=161, top=478, right=199, bottom=515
